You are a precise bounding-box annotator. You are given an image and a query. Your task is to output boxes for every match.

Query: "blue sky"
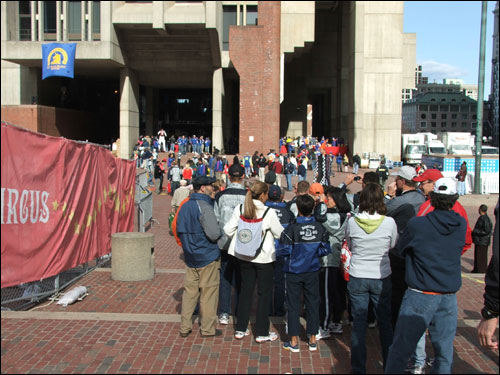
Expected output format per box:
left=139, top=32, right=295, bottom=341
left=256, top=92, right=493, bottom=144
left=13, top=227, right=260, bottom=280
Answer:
left=404, top=1, right=496, bottom=96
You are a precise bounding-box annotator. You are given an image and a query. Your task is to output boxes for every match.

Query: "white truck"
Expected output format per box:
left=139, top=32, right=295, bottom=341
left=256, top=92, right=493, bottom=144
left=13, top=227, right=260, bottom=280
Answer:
left=425, top=139, right=447, bottom=155
left=438, top=132, right=474, bottom=155
left=402, top=133, right=426, bottom=165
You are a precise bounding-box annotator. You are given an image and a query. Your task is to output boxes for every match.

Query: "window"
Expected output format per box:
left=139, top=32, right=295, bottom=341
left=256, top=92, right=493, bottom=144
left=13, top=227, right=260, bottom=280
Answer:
left=462, top=113, right=468, bottom=120
left=19, top=1, right=31, bottom=41
left=450, top=105, right=458, bottom=112
left=441, top=122, right=447, bottom=128
left=472, top=114, right=477, bottom=120
left=460, top=105, right=469, bottom=112
left=451, top=122, right=457, bottom=128
left=420, top=114, right=426, bottom=119
left=440, top=105, right=449, bottom=111
left=223, top=6, right=237, bottom=51
left=441, top=114, right=447, bottom=120
left=440, top=98, right=446, bottom=102
left=431, top=113, right=437, bottom=119
left=471, top=122, right=477, bottom=129
left=419, top=105, right=428, bottom=111
left=462, top=122, right=468, bottom=128
left=44, top=1, right=57, bottom=41
left=431, top=122, right=437, bottom=128
left=92, top=1, right=101, bottom=40
left=68, top=1, right=82, bottom=40
left=431, top=98, right=436, bottom=102
left=246, top=5, right=258, bottom=25
left=430, top=105, right=438, bottom=111
left=451, top=114, right=457, bottom=119
left=420, top=121, right=427, bottom=128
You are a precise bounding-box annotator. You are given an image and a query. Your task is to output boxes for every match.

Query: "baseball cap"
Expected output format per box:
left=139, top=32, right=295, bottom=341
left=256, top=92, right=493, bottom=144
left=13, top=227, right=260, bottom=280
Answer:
left=193, top=176, right=216, bottom=190
left=413, top=169, right=443, bottom=182
left=391, top=165, right=417, bottom=180
left=228, top=163, right=245, bottom=178
left=268, top=185, right=282, bottom=200
left=433, top=178, right=457, bottom=195
left=309, top=183, right=324, bottom=196
left=264, top=170, right=277, bottom=184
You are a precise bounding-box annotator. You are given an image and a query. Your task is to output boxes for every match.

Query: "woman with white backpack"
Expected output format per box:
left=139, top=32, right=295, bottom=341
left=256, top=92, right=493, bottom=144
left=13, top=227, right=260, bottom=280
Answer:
left=224, top=181, right=284, bottom=343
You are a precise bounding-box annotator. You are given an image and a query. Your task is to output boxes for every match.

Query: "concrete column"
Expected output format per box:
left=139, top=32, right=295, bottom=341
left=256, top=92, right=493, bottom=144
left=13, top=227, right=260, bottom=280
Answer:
left=212, top=68, right=224, bottom=153
left=31, top=1, right=36, bottom=41
left=38, top=1, right=43, bottom=41
left=145, top=87, right=154, bottom=136
left=81, top=1, right=86, bottom=41
left=62, top=1, right=68, bottom=41
left=120, top=68, right=140, bottom=160
left=87, top=0, right=92, bottom=41
left=56, top=1, right=62, bottom=41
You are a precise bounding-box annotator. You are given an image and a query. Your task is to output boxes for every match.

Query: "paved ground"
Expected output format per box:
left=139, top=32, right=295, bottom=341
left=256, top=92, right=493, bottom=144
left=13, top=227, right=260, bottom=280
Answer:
left=2, top=155, right=499, bottom=374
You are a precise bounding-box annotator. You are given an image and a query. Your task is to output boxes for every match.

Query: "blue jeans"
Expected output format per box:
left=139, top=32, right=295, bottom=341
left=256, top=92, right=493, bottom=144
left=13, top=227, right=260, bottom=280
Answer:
left=298, top=174, right=306, bottom=182
left=385, top=289, right=457, bottom=374
left=353, top=162, right=359, bottom=175
left=285, top=174, right=292, bottom=191
left=311, top=160, right=317, bottom=173
left=218, top=252, right=241, bottom=316
left=457, top=180, right=466, bottom=196
left=347, top=276, right=393, bottom=374
left=410, top=332, right=427, bottom=367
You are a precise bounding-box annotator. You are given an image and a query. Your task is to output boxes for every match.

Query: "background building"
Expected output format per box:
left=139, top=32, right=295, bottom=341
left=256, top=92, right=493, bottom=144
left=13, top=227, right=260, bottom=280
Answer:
left=1, top=1, right=415, bottom=161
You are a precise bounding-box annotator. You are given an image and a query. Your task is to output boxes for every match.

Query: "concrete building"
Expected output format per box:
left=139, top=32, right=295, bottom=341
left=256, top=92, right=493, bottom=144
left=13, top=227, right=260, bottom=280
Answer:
left=402, top=91, right=478, bottom=134
left=1, top=1, right=415, bottom=161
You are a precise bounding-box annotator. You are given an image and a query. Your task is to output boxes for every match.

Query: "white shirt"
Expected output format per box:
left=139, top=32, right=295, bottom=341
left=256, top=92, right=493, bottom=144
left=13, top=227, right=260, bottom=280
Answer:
left=224, top=200, right=284, bottom=264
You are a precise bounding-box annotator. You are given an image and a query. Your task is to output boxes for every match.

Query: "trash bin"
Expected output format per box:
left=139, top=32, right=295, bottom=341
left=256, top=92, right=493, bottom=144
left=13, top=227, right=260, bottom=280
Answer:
left=111, top=232, right=155, bottom=281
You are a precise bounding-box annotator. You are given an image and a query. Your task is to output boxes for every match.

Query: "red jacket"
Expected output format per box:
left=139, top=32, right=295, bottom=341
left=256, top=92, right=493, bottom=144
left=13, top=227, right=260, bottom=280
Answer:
left=417, top=199, right=472, bottom=254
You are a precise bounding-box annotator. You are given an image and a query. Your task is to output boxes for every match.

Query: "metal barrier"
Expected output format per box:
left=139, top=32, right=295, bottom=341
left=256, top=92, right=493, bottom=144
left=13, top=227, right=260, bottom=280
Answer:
left=135, top=169, right=155, bottom=232
left=1, top=255, right=110, bottom=311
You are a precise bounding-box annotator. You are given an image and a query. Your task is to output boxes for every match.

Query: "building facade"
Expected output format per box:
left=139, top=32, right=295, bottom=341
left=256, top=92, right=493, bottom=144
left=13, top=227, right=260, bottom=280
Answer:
left=2, top=1, right=415, bottom=161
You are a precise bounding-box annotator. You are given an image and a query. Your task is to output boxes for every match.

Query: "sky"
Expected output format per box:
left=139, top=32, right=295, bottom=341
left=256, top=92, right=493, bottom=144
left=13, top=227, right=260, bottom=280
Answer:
left=404, top=1, right=496, bottom=96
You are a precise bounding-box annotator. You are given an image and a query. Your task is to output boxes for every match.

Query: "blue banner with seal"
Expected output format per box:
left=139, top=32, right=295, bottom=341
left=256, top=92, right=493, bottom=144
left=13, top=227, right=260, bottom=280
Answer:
left=42, top=43, right=76, bottom=80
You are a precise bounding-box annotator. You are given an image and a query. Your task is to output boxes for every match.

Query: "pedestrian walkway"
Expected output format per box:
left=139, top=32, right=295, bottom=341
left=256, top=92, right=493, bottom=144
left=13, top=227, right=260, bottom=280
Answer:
left=1, top=161, right=498, bottom=374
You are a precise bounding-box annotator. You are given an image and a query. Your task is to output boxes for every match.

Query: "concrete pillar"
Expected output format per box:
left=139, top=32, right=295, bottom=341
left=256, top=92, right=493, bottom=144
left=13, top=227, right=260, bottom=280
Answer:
left=307, top=104, right=313, bottom=136
left=212, top=68, right=224, bottom=153
left=111, top=232, right=155, bottom=281
left=145, top=87, right=154, bottom=136
left=120, top=68, right=140, bottom=160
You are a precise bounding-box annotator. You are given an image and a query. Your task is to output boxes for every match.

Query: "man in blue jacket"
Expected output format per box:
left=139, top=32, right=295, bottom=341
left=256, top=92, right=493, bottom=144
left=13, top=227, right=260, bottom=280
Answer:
left=385, top=178, right=466, bottom=373
left=176, top=175, right=222, bottom=338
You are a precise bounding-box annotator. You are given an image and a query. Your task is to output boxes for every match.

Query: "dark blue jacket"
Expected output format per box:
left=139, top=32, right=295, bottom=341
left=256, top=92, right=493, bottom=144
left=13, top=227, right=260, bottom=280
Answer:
left=279, top=216, right=331, bottom=274
left=397, top=209, right=466, bottom=293
left=176, top=193, right=221, bottom=268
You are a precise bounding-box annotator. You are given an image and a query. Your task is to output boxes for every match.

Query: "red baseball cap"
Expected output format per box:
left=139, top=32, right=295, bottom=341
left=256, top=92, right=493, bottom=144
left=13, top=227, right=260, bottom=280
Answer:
left=413, top=169, right=443, bottom=182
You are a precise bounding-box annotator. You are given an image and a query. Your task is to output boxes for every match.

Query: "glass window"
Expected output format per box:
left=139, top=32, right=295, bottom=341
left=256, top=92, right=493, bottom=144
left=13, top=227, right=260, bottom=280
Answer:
left=430, top=105, right=438, bottom=111
left=441, top=122, right=447, bottom=128
left=420, top=121, right=427, bottom=128
left=441, top=114, right=447, bottom=120
left=462, top=122, right=468, bottom=128
left=19, top=1, right=31, bottom=41
left=247, top=5, right=258, bottom=25
left=460, top=105, right=469, bottom=112
left=419, top=105, right=428, bottom=111
left=223, top=6, right=237, bottom=51
left=431, top=113, right=437, bottom=119
left=431, top=122, right=437, bottom=128
left=92, top=1, right=101, bottom=39
left=440, top=105, right=449, bottom=111
left=44, top=1, right=57, bottom=40
left=462, top=113, right=468, bottom=120
left=450, top=105, right=458, bottom=111
left=68, top=1, right=82, bottom=40
left=451, top=114, right=457, bottom=119
left=472, top=114, right=477, bottom=120
left=420, top=113, right=426, bottom=119
left=451, top=122, right=457, bottom=128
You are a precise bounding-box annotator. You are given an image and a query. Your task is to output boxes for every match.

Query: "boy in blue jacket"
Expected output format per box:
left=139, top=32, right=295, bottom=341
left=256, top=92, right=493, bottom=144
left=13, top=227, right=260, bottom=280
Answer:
left=280, top=194, right=331, bottom=352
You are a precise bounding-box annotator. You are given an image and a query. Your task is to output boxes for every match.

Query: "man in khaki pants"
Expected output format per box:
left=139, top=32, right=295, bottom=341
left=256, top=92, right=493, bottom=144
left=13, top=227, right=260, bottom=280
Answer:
left=176, top=176, right=223, bottom=337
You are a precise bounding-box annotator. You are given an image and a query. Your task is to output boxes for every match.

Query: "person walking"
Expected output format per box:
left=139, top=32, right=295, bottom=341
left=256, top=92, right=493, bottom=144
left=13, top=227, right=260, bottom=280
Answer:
left=345, top=183, right=398, bottom=374
left=456, top=161, right=467, bottom=196
left=471, top=204, right=493, bottom=273
left=280, top=194, right=332, bottom=353
left=213, top=164, right=247, bottom=326
left=176, top=176, right=222, bottom=338
left=385, top=178, right=467, bottom=373
left=353, top=153, right=361, bottom=175
left=376, top=161, right=389, bottom=190
left=224, top=182, right=284, bottom=343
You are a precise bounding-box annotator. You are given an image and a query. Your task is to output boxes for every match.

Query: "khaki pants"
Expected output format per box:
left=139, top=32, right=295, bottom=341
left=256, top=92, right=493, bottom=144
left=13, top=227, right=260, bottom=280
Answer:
left=180, top=259, right=221, bottom=336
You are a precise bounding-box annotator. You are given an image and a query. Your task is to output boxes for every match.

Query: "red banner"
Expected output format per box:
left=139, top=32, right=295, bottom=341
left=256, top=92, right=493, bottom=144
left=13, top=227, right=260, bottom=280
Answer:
left=325, top=146, right=348, bottom=156
left=1, top=123, right=135, bottom=288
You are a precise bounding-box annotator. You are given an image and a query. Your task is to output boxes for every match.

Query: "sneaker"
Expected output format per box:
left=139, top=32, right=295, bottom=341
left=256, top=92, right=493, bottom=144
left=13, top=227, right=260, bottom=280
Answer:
left=219, top=313, right=230, bottom=325
left=404, top=364, right=425, bottom=374
left=329, top=323, right=343, bottom=334
left=255, top=331, right=279, bottom=343
left=368, top=321, right=377, bottom=329
left=234, top=329, right=250, bottom=340
left=283, top=341, right=300, bottom=353
left=308, top=341, right=318, bottom=351
left=315, top=328, right=331, bottom=341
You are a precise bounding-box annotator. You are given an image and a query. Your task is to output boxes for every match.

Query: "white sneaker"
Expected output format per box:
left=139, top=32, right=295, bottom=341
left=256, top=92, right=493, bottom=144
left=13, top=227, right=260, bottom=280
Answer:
left=368, top=321, right=377, bottom=329
left=329, top=323, right=343, bottom=334
left=255, top=331, right=279, bottom=343
left=315, top=328, right=331, bottom=340
left=218, top=313, right=229, bottom=325
left=234, top=328, right=250, bottom=340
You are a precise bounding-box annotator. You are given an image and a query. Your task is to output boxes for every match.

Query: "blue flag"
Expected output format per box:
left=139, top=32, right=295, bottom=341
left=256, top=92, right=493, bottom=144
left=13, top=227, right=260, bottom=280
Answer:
left=42, top=43, right=76, bottom=80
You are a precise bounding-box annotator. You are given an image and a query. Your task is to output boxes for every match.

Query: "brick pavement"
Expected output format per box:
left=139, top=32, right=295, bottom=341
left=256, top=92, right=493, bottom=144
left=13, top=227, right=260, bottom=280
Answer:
left=1, top=158, right=499, bottom=374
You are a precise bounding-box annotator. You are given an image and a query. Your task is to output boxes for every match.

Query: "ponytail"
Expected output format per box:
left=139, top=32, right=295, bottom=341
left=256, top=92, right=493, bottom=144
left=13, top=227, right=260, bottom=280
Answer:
left=242, top=181, right=268, bottom=219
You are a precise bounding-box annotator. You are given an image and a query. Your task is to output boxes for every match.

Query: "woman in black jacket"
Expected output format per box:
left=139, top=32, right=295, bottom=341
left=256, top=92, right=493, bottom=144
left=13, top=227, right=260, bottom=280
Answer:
left=472, top=204, right=493, bottom=273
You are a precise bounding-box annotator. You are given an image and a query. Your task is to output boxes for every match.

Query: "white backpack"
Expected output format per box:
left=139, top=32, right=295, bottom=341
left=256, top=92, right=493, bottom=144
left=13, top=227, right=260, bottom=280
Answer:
left=234, top=206, right=271, bottom=258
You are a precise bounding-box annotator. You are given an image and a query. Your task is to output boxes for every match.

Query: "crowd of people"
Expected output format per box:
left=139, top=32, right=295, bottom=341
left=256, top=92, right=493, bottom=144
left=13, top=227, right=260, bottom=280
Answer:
left=161, top=143, right=498, bottom=374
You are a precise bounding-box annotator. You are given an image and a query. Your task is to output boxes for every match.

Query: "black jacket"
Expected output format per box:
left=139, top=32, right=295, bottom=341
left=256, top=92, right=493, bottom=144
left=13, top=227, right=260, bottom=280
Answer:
left=483, top=200, right=499, bottom=315
left=472, top=214, right=493, bottom=246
